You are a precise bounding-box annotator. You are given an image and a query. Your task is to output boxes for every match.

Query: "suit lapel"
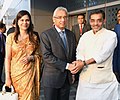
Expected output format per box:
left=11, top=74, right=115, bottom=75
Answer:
left=56, top=34, right=65, bottom=49
left=65, top=29, right=70, bottom=55
left=76, top=24, right=80, bottom=35
left=82, top=25, right=86, bottom=34
left=53, top=27, right=67, bottom=54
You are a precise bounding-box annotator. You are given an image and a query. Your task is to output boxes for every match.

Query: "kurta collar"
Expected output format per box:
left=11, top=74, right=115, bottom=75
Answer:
left=92, top=28, right=105, bottom=35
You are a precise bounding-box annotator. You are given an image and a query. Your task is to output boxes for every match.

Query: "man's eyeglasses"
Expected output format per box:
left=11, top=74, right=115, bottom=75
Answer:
left=54, top=16, right=68, bottom=19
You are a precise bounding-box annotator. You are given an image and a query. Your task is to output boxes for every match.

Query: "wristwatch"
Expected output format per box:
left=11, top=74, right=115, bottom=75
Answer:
left=83, top=61, right=87, bottom=66
left=83, top=61, right=88, bottom=68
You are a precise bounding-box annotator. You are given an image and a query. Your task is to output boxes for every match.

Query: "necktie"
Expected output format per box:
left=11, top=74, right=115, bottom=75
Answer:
left=60, top=31, right=67, bottom=49
left=80, top=24, right=82, bottom=34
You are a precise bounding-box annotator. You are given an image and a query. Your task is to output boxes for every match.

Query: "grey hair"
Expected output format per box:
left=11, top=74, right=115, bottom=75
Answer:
left=53, top=6, right=68, bottom=17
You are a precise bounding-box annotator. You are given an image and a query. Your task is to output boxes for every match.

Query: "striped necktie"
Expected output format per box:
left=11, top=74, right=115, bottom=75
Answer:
left=60, top=31, right=67, bottom=49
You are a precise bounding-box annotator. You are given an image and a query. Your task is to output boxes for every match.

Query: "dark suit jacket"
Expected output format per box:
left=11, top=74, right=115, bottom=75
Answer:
left=72, top=23, right=91, bottom=44
left=7, top=27, right=15, bottom=36
left=0, top=33, right=6, bottom=61
left=40, top=26, right=76, bottom=88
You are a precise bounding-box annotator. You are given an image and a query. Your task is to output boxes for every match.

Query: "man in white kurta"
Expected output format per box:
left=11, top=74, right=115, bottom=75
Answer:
left=70, top=10, right=118, bottom=100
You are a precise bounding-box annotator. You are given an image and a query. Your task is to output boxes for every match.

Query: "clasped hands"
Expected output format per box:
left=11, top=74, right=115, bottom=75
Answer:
left=68, top=60, right=84, bottom=74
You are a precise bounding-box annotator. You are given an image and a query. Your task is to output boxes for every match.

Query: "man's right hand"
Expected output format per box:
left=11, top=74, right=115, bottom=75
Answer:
left=70, top=60, right=84, bottom=74
left=67, top=63, right=76, bottom=72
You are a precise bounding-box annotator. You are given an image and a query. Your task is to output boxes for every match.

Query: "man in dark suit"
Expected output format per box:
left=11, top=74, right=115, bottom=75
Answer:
left=7, top=19, right=15, bottom=36
left=72, top=13, right=91, bottom=44
left=0, top=22, right=6, bottom=90
left=113, top=9, right=120, bottom=83
left=40, top=7, right=76, bottom=100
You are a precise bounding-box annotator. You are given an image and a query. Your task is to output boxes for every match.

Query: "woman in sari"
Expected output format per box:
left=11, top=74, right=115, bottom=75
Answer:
left=5, top=10, right=41, bottom=100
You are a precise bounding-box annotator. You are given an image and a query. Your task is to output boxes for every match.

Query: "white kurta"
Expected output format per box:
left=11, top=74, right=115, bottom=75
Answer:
left=119, top=83, right=120, bottom=100
left=76, top=28, right=119, bottom=100
left=76, top=78, right=118, bottom=100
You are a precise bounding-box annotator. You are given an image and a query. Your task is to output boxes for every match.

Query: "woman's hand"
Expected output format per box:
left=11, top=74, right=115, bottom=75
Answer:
left=20, top=55, right=34, bottom=64
left=20, top=56, right=29, bottom=64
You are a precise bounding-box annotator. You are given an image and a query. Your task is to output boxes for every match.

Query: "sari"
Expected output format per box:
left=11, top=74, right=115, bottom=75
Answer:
left=6, top=33, right=41, bottom=100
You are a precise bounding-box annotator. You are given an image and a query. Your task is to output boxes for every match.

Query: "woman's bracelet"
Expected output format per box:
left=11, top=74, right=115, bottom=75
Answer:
left=28, top=55, right=35, bottom=62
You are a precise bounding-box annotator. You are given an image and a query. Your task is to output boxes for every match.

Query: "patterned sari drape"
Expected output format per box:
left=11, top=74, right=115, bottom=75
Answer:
left=6, top=33, right=41, bottom=100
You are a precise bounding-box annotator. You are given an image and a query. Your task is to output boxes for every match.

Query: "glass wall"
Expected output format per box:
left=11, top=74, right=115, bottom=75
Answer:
left=68, top=3, right=120, bottom=30
left=66, top=0, right=119, bottom=11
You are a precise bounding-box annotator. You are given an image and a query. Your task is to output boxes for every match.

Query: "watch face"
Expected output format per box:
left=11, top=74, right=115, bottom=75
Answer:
left=83, top=61, right=86, bottom=66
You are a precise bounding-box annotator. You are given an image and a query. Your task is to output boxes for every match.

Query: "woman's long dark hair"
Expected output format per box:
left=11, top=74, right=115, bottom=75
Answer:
left=14, top=10, right=38, bottom=47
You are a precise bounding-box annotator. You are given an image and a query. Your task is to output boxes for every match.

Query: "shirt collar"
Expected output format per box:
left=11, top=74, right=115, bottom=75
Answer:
left=55, top=25, right=65, bottom=33
left=92, top=28, right=105, bottom=35
left=79, top=24, right=84, bottom=27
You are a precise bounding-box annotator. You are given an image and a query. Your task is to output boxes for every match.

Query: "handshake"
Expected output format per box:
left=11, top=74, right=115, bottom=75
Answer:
left=68, top=60, right=86, bottom=74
